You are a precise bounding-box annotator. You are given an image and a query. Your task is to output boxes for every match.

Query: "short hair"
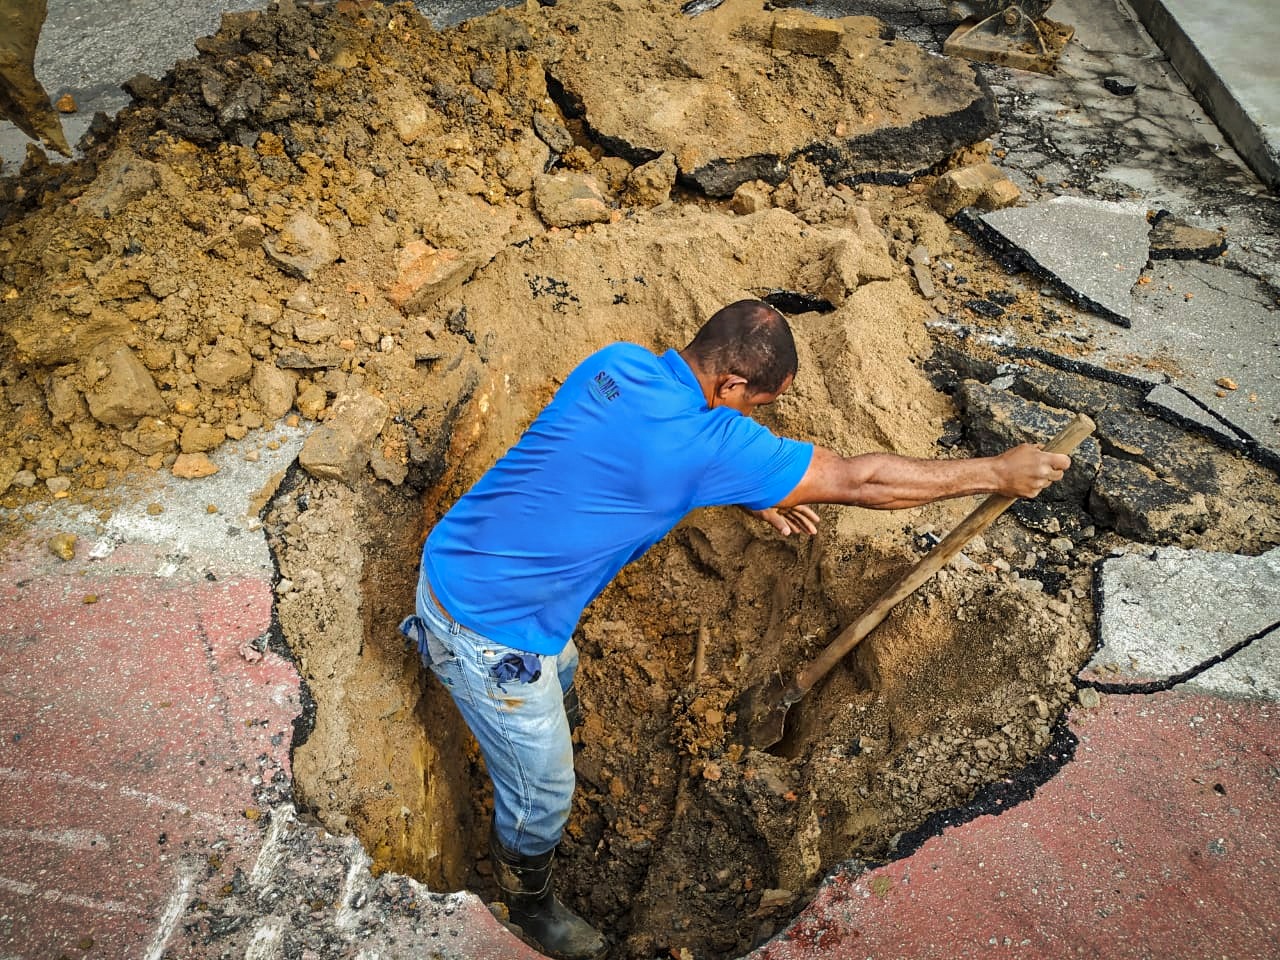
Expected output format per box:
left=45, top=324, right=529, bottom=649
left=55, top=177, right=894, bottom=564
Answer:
left=684, top=299, right=798, bottom=395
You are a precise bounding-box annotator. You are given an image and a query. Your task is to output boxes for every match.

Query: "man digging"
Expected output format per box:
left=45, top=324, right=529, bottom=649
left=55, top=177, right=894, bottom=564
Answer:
left=399, top=298, right=1070, bottom=960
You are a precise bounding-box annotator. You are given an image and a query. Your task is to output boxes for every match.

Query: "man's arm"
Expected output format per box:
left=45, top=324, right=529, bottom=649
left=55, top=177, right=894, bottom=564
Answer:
left=775, top=443, right=1071, bottom=511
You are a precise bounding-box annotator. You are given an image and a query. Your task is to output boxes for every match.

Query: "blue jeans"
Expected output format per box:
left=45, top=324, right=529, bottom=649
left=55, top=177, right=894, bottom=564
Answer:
left=399, top=584, right=579, bottom=857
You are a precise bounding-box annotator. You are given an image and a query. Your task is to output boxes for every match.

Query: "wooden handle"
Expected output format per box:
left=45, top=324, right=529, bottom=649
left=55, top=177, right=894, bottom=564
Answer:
left=785, top=413, right=1095, bottom=703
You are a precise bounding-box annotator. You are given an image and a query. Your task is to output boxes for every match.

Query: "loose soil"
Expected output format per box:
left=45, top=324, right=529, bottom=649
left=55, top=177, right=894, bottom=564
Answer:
left=2, top=2, right=1278, bottom=959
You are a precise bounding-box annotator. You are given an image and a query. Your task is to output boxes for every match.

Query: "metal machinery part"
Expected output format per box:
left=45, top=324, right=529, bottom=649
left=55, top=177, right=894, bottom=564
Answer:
left=944, top=1, right=1072, bottom=74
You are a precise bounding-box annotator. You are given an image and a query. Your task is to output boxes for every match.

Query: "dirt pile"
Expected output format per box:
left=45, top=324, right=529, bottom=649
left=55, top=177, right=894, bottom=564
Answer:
left=2, top=1, right=1278, bottom=959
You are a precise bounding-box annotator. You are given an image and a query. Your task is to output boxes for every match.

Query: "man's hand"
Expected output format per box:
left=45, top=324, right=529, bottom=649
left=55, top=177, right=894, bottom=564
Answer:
left=754, top=504, right=821, bottom=536
left=993, top=444, right=1071, bottom=499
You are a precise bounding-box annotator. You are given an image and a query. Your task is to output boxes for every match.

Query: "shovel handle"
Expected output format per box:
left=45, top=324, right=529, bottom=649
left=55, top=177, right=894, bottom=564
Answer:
left=786, top=413, right=1096, bottom=702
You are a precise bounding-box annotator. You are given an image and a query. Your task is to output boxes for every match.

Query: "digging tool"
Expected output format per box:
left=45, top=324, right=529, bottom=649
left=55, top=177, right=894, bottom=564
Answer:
left=736, top=413, right=1096, bottom=751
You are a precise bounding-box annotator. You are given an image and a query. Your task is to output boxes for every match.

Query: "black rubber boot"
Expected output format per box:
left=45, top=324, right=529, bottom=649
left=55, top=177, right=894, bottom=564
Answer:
left=491, top=830, right=606, bottom=960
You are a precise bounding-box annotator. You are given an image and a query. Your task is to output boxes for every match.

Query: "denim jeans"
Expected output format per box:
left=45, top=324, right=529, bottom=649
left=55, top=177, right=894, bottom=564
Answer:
left=399, top=583, right=579, bottom=857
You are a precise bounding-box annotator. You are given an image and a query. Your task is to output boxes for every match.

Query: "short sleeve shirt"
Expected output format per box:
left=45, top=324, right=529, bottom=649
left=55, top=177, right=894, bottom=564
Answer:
left=423, top=344, right=813, bottom=654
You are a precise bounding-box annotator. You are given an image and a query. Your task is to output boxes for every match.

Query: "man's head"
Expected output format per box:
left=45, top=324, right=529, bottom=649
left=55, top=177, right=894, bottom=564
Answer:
left=682, top=299, right=798, bottom=415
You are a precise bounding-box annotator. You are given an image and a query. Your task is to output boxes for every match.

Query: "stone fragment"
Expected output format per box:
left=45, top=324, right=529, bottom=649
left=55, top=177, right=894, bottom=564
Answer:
left=263, top=212, right=336, bottom=280
left=181, top=422, right=226, bottom=454
left=10, top=305, right=130, bottom=365
left=49, top=533, right=76, bottom=560
left=233, top=215, right=266, bottom=248
left=251, top=363, right=297, bottom=420
left=533, top=111, right=574, bottom=154
left=1102, top=76, right=1137, bottom=96
left=172, top=452, right=219, bottom=479
left=44, top=374, right=86, bottom=425
left=385, top=241, right=480, bottom=312
left=46, top=476, right=71, bottom=495
left=275, top=348, right=343, bottom=370
left=194, top=343, right=253, bottom=389
left=83, top=345, right=166, bottom=428
left=392, top=97, right=436, bottom=144
left=292, top=315, right=339, bottom=344
left=298, top=391, right=389, bottom=485
left=533, top=172, right=612, bottom=228
left=55, top=93, right=77, bottom=113
left=911, top=262, right=937, bottom=299
left=956, top=379, right=1101, bottom=504
left=80, top=151, right=162, bottom=218
left=626, top=153, right=677, bottom=207
left=771, top=12, right=843, bottom=55
left=120, top=417, right=179, bottom=455
left=1089, top=457, right=1207, bottom=544
left=296, top=383, right=328, bottom=420
left=731, top=180, right=773, bottom=215
left=1149, top=215, right=1227, bottom=261
left=929, top=163, right=1020, bottom=218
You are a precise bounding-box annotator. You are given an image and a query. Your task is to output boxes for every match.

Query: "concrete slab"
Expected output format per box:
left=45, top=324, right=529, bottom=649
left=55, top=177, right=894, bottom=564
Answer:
left=972, top=196, right=1152, bottom=327
left=1143, top=383, right=1251, bottom=451
left=1128, top=0, right=1280, bottom=191
left=1087, top=546, right=1280, bottom=696
left=1086, top=258, right=1280, bottom=463
left=751, top=690, right=1280, bottom=960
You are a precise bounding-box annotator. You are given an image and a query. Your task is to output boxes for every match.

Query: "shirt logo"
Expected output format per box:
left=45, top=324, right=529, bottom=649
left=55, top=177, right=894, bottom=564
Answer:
left=590, top=370, right=621, bottom=403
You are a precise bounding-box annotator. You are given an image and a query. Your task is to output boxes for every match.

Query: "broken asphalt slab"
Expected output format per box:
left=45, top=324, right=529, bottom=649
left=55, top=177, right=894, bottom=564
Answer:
left=1087, top=545, right=1280, bottom=698
left=957, top=196, right=1153, bottom=328
left=540, top=0, right=998, bottom=196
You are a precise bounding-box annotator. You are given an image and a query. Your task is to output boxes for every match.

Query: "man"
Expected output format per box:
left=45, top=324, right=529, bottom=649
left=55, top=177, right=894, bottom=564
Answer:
left=399, top=299, right=1070, bottom=960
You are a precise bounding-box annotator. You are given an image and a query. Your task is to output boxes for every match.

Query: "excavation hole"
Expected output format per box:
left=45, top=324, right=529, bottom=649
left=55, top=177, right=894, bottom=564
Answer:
left=267, top=457, right=1095, bottom=960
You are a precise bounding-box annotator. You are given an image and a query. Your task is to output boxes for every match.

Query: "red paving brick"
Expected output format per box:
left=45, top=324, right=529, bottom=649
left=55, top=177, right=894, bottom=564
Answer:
left=754, top=691, right=1280, bottom=960
left=0, top=536, right=297, bottom=959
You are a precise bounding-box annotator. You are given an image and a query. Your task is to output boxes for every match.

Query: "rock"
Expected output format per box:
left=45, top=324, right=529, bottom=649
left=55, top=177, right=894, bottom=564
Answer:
left=533, top=172, right=612, bottom=228
left=298, top=392, right=389, bottom=485
left=49, top=533, right=76, bottom=560
left=263, top=212, right=337, bottom=280
left=296, top=383, right=328, bottom=420
left=172, top=452, right=219, bottom=479
left=79, top=151, right=162, bottom=218
left=1102, top=76, right=1137, bottom=96
left=194, top=342, right=253, bottom=389
left=251, top=363, right=297, bottom=420
left=10, top=305, right=131, bottom=365
left=1089, top=457, right=1208, bottom=544
left=731, top=180, right=773, bottom=215
left=55, top=93, right=77, bottom=113
left=955, top=379, right=1101, bottom=505
left=44, top=373, right=86, bottom=426
left=120, top=417, right=179, bottom=455
left=771, top=11, right=843, bottom=55
left=292, top=315, right=339, bottom=344
left=496, top=129, right=552, bottom=192
left=83, top=345, right=166, bottom=428
left=1149, top=215, right=1227, bottom=261
left=911, top=262, right=937, bottom=299
left=46, top=476, right=71, bottom=495
left=533, top=111, right=574, bottom=155
left=1077, top=687, right=1101, bottom=709
left=929, top=163, right=1020, bottom=218
left=181, top=422, right=226, bottom=454
left=275, top=347, right=344, bottom=370
left=385, top=241, right=480, bottom=312
left=626, top=152, right=677, bottom=207
left=369, top=443, right=409, bottom=486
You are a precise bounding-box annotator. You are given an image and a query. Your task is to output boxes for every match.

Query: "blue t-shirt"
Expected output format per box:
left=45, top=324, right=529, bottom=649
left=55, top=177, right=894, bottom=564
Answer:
left=422, top=344, right=813, bottom=655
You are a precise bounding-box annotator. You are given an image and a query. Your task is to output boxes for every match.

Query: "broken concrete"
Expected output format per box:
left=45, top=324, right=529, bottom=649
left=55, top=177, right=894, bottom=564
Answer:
left=959, top=196, right=1152, bottom=328
left=956, top=378, right=1101, bottom=504
left=1088, top=456, right=1208, bottom=543
left=542, top=0, right=998, bottom=197
left=1088, top=545, right=1280, bottom=698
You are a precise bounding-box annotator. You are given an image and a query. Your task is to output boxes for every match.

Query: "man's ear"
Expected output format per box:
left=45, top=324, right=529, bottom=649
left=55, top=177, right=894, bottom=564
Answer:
left=715, top=374, right=749, bottom=399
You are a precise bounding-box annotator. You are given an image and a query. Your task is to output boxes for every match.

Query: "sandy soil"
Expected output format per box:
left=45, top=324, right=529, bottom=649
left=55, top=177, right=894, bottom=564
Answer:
left=2, top=2, right=1278, bottom=958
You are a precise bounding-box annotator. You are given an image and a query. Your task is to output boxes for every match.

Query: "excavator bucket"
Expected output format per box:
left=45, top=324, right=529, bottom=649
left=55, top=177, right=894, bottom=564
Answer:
left=0, top=0, right=71, bottom=156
